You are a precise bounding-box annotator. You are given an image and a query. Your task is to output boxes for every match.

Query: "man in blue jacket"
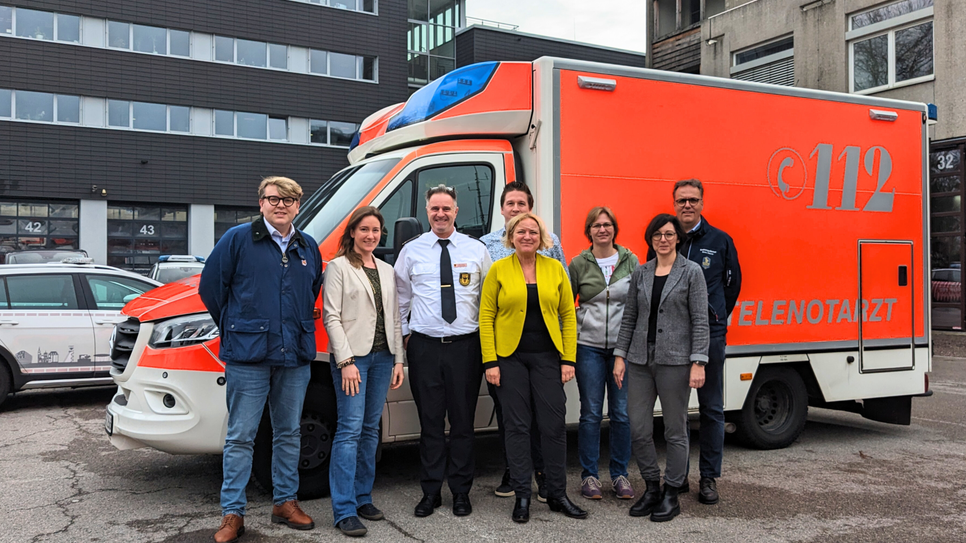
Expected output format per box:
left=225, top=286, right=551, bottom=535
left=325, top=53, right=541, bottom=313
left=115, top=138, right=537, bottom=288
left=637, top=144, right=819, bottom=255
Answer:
left=671, top=179, right=741, bottom=506
left=200, top=176, right=324, bottom=543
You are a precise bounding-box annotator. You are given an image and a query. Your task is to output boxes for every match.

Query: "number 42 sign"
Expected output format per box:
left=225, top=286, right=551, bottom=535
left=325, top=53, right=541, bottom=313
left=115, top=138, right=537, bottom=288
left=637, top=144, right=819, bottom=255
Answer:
left=767, top=144, right=896, bottom=213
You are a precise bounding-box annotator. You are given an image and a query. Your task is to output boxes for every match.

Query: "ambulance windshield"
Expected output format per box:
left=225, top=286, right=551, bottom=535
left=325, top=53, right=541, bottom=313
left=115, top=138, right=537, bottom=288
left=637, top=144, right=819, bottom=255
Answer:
left=295, top=158, right=401, bottom=246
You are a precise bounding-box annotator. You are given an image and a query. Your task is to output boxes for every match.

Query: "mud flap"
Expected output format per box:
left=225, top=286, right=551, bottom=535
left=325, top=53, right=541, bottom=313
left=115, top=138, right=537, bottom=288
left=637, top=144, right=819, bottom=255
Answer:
left=862, top=396, right=912, bottom=425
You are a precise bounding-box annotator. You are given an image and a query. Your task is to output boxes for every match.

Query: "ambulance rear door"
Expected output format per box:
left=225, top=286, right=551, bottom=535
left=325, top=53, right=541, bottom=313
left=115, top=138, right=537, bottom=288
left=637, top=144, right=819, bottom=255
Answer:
left=859, top=240, right=915, bottom=372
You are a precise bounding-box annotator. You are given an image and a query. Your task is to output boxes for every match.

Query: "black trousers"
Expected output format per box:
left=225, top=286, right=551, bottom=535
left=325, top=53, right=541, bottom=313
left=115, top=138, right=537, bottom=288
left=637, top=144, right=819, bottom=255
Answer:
left=408, top=332, right=483, bottom=496
left=487, top=382, right=545, bottom=474
left=495, top=350, right=568, bottom=500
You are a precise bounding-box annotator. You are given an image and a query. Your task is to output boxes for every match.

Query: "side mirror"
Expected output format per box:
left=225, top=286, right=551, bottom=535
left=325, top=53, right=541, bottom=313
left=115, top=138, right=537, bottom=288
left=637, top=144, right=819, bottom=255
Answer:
left=393, top=217, right=422, bottom=262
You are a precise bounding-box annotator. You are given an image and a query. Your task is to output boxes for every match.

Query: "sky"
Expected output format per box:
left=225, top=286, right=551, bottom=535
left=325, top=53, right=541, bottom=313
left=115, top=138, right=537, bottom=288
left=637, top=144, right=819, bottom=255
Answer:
left=465, top=0, right=647, bottom=53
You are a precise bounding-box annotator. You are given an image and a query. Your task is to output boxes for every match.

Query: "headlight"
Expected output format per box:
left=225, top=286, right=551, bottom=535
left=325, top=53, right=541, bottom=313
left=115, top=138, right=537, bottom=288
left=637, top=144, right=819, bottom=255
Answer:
left=149, top=313, right=219, bottom=348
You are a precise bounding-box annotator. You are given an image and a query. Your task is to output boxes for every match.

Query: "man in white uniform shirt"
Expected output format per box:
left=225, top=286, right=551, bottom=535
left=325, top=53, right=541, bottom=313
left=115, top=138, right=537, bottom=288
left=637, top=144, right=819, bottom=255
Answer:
left=395, top=184, right=492, bottom=518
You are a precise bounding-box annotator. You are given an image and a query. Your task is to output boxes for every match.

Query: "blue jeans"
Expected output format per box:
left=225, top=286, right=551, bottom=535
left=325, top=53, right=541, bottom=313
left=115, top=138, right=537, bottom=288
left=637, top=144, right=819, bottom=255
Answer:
left=221, top=362, right=311, bottom=517
left=574, top=344, right=630, bottom=480
left=688, top=335, right=726, bottom=479
left=328, top=350, right=394, bottom=525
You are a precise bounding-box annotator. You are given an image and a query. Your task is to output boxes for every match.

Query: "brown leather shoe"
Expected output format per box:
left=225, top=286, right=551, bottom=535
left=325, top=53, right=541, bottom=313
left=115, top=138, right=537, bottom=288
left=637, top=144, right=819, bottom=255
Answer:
left=271, top=500, right=315, bottom=530
left=213, top=514, right=244, bottom=543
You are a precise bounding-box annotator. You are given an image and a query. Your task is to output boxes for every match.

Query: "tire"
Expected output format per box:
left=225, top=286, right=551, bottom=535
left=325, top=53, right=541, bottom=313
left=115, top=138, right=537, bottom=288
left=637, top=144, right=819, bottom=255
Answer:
left=733, top=366, right=807, bottom=450
left=0, top=362, right=11, bottom=409
left=252, top=380, right=338, bottom=500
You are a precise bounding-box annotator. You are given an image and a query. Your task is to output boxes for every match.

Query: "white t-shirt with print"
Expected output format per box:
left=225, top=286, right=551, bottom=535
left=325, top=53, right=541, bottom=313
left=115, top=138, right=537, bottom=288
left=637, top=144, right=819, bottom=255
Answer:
left=596, top=253, right=619, bottom=284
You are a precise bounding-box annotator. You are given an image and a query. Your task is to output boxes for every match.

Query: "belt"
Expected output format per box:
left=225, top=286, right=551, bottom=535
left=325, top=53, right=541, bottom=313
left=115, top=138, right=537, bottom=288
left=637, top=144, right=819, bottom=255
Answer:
left=411, top=330, right=478, bottom=344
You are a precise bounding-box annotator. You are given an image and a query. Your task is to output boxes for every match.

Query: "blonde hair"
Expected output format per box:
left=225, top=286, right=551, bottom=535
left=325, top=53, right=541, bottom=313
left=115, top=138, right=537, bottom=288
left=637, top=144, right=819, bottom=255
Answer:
left=258, top=176, right=303, bottom=199
left=504, top=212, right=552, bottom=251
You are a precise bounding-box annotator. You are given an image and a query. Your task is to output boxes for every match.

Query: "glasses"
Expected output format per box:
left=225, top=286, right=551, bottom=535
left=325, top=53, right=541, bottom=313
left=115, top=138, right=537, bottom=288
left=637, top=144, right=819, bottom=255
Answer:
left=651, top=232, right=677, bottom=241
left=674, top=197, right=702, bottom=207
left=591, top=222, right=614, bottom=230
left=262, top=195, right=298, bottom=207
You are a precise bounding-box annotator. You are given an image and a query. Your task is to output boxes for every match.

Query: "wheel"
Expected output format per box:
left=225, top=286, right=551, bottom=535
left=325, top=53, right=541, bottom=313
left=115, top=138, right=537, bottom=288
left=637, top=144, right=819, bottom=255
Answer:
left=252, top=380, right=338, bottom=500
left=733, top=366, right=807, bottom=450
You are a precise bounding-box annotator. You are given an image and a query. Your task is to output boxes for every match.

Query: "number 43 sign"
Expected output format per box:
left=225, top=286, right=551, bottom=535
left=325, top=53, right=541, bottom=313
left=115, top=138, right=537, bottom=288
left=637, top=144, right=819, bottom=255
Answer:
left=767, top=144, right=896, bottom=213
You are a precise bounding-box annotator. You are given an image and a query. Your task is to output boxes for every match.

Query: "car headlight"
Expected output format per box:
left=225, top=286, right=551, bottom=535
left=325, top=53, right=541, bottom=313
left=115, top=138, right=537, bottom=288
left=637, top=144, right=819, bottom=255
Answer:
left=149, top=313, right=219, bottom=348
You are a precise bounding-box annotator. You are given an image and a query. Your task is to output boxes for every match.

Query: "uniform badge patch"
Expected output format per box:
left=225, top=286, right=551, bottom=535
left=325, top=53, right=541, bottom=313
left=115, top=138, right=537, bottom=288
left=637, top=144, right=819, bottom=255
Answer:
left=702, top=256, right=711, bottom=269
left=459, top=272, right=471, bottom=286
left=302, top=259, right=307, bottom=266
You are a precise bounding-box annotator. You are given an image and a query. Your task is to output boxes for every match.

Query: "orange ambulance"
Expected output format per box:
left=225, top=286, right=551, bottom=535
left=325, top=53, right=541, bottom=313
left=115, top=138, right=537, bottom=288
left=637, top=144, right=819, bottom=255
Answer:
left=106, top=57, right=932, bottom=498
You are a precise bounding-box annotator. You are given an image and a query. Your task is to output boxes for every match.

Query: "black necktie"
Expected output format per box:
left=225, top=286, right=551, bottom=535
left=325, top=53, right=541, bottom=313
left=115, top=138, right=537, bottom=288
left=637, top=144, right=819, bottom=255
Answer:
left=438, top=239, right=457, bottom=323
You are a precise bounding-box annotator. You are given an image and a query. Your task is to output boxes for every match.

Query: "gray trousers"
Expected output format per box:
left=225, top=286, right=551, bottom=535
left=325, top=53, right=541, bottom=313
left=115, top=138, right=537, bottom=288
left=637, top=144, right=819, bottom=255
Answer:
left=627, top=344, right=691, bottom=487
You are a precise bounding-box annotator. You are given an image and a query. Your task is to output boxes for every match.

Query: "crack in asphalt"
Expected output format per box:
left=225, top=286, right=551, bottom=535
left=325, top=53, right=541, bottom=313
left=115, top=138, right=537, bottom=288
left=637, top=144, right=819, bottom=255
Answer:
left=383, top=518, right=425, bottom=542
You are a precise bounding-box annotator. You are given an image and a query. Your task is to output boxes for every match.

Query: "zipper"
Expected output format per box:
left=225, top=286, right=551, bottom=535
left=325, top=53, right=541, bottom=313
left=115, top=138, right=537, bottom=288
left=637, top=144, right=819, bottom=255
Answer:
left=604, top=287, right=610, bottom=349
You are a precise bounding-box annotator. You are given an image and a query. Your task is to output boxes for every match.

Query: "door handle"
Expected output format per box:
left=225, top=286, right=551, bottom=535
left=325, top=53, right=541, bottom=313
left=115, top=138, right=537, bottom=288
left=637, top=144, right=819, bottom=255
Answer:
left=0, top=319, right=18, bottom=325
left=898, top=265, right=908, bottom=287
left=93, top=318, right=127, bottom=325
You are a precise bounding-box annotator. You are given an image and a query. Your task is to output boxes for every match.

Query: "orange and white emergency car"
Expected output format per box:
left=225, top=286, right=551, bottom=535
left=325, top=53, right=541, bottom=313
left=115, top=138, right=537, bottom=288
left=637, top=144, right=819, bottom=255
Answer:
left=106, top=57, right=932, bottom=499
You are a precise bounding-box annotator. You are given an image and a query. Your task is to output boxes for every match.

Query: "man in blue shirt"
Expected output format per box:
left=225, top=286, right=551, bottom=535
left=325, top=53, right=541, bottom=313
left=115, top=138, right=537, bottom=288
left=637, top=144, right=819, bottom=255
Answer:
left=479, top=181, right=568, bottom=501
left=200, top=176, right=324, bottom=543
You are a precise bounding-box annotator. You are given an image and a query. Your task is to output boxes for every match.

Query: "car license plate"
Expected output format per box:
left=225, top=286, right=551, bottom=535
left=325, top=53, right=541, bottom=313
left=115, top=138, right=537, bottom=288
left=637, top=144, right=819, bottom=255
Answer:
left=105, top=411, right=114, bottom=436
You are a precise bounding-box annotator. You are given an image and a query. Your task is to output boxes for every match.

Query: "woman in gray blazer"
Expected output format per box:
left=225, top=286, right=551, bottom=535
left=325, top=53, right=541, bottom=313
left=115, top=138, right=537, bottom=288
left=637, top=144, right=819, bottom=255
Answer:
left=323, top=206, right=405, bottom=537
left=613, top=213, right=709, bottom=523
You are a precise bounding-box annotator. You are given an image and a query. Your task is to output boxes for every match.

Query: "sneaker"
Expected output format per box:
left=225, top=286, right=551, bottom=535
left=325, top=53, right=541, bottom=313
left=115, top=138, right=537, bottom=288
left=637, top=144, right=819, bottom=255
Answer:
left=535, top=471, right=548, bottom=503
left=580, top=476, right=603, bottom=500
left=495, top=469, right=514, bottom=497
left=612, top=475, right=635, bottom=499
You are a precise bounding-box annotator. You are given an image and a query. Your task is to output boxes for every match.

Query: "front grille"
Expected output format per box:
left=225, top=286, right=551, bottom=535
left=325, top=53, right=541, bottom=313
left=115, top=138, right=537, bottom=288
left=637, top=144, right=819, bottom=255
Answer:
left=110, top=317, right=141, bottom=373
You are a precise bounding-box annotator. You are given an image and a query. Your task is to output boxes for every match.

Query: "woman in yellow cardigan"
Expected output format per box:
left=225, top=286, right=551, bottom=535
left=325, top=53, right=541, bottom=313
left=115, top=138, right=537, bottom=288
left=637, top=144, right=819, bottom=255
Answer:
left=479, top=212, right=586, bottom=523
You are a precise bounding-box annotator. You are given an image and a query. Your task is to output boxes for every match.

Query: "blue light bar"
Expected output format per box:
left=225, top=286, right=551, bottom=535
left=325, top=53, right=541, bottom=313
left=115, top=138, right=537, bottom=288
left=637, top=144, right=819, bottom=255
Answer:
left=387, top=61, right=499, bottom=132
left=349, top=130, right=361, bottom=151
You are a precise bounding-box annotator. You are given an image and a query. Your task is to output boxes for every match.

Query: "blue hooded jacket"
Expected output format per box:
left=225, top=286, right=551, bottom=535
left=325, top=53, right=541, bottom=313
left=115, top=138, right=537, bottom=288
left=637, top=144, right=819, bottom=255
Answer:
left=199, top=218, right=323, bottom=366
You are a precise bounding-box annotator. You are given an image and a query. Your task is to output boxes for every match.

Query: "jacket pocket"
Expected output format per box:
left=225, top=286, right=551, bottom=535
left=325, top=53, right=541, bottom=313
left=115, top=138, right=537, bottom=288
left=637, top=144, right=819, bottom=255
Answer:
left=299, top=318, right=317, bottom=361
left=224, top=318, right=270, bottom=363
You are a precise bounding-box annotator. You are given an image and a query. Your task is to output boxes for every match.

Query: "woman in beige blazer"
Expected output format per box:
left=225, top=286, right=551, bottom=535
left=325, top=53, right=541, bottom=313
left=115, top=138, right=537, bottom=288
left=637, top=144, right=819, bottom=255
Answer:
left=323, top=206, right=404, bottom=537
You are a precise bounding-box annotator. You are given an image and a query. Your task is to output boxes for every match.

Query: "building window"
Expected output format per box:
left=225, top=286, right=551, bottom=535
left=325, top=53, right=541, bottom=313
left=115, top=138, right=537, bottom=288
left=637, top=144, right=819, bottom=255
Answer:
left=408, top=0, right=461, bottom=86
left=133, top=24, right=167, bottom=54
left=929, top=144, right=964, bottom=330
left=56, top=95, right=79, bottom=123
left=15, top=8, right=53, bottom=40
left=0, top=201, right=80, bottom=257
left=107, top=205, right=188, bottom=274
left=0, top=89, right=10, bottom=118
left=1, top=6, right=11, bottom=36
left=15, top=90, right=53, bottom=122
left=848, top=0, right=933, bottom=93
left=56, top=14, right=80, bottom=43
left=170, top=29, right=190, bottom=57
left=284, top=0, right=377, bottom=14
left=308, top=119, right=359, bottom=148
left=731, top=36, right=794, bottom=86
left=108, top=21, right=130, bottom=49
left=2, top=8, right=376, bottom=83
left=1, top=89, right=366, bottom=148
left=215, top=207, right=261, bottom=242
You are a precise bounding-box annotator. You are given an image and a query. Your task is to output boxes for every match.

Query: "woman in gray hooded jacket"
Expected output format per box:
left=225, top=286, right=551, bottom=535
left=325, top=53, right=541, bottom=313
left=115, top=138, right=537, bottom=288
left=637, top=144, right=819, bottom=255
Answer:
left=568, top=206, right=639, bottom=501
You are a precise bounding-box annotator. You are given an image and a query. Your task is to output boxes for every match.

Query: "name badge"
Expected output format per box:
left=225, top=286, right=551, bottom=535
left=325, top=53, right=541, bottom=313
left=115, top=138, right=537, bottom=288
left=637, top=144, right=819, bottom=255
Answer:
left=454, top=263, right=468, bottom=268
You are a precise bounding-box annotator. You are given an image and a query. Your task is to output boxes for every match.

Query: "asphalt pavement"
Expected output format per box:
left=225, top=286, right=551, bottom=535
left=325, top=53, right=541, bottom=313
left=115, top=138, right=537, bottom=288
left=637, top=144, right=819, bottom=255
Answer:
left=2, top=351, right=966, bottom=543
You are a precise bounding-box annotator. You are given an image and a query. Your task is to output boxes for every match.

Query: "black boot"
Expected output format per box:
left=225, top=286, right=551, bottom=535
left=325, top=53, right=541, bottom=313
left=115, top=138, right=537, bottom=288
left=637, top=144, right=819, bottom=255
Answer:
left=650, top=483, right=681, bottom=522
left=629, top=479, right=661, bottom=517
left=512, top=497, right=530, bottom=523
left=547, top=495, right=588, bottom=519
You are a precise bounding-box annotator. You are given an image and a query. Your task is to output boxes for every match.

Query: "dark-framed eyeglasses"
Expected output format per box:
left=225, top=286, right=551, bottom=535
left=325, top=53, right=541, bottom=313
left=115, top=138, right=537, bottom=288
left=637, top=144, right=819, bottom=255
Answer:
left=262, top=195, right=298, bottom=207
left=651, top=231, right=678, bottom=241
left=591, top=222, right=614, bottom=230
left=674, top=197, right=702, bottom=207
